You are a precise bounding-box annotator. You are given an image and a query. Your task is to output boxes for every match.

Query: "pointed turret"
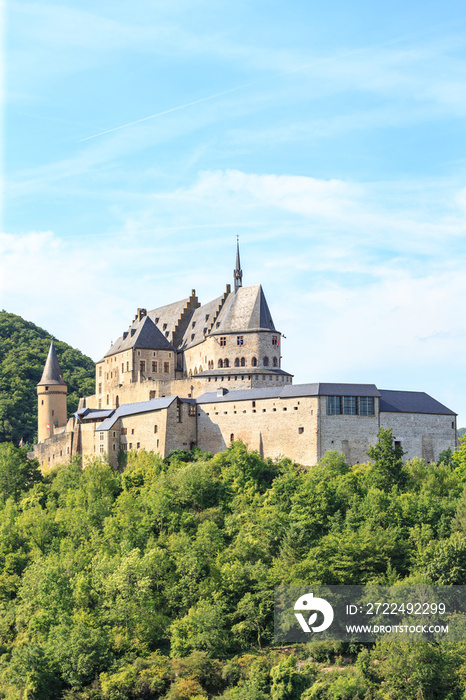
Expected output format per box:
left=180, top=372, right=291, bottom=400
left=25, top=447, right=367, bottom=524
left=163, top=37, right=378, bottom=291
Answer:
left=37, top=341, right=67, bottom=442
left=37, top=341, right=66, bottom=385
left=233, top=237, right=243, bottom=293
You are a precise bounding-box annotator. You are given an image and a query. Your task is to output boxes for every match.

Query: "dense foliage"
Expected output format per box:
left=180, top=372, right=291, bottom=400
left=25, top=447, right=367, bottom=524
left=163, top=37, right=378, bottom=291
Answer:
left=0, top=311, right=95, bottom=445
left=1, top=431, right=466, bottom=698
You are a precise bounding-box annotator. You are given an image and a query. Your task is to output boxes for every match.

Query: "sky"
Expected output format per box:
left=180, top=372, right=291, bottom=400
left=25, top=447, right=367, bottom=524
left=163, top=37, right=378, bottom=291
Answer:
left=2, top=0, right=466, bottom=426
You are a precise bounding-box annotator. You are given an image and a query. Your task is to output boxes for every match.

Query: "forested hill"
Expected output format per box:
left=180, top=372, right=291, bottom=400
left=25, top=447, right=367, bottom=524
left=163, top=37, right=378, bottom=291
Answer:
left=0, top=311, right=95, bottom=445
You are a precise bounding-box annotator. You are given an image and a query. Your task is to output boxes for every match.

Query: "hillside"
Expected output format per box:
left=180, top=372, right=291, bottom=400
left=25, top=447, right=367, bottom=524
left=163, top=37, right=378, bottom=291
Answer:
left=0, top=311, right=95, bottom=445
left=0, top=437, right=465, bottom=698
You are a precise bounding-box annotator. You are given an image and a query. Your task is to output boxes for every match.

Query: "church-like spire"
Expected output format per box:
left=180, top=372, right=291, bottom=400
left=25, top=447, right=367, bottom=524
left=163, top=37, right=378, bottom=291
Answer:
left=233, top=236, right=243, bottom=293
left=37, top=340, right=66, bottom=386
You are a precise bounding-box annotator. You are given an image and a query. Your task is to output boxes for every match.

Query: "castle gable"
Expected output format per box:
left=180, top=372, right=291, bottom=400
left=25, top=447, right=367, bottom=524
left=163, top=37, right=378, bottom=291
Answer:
left=214, top=285, right=275, bottom=333
left=105, top=315, right=174, bottom=357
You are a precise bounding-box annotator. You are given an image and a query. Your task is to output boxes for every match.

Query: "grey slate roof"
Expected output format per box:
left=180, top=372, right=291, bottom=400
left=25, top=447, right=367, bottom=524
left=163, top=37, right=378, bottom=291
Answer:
left=379, top=390, right=456, bottom=416
left=194, top=367, right=293, bottom=377
left=96, top=396, right=176, bottom=431
left=37, top=341, right=66, bottom=386
left=213, top=285, right=276, bottom=333
left=178, top=294, right=224, bottom=350
left=77, top=408, right=113, bottom=421
left=195, top=382, right=380, bottom=404
left=105, top=315, right=174, bottom=357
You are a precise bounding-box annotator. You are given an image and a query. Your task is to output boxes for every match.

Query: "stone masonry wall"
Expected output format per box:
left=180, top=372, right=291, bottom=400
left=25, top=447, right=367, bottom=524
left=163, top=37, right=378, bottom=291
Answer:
left=380, top=412, right=457, bottom=463
left=197, top=394, right=318, bottom=465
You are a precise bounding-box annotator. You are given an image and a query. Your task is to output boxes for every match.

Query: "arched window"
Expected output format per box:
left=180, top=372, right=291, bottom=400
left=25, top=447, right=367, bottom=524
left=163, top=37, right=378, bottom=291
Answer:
left=263, top=356, right=269, bottom=367
left=230, top=433, right=234, bottom=442
left=218, top=359, right=223, bottom=368
left=224, top=358, right=229, bottom=368
left=251, top=357, right=257, bottom=367
left=240, top=357, right=246, bottom=367
left=234, top=358, right=240, bottom=367
left=273, top=357, right=278, bottom=367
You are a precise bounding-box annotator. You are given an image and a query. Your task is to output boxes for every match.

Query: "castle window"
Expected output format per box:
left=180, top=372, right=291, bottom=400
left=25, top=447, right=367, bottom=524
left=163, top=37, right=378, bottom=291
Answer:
left=152, top=361, right=157, bottom=373
left=137, top=351, right=140, bottom=356
left=129, top=443, right=132, bottom=449
left=121, top=428, right=127, bottom=435
left=191, top=334, right=195, bottom=341
left=263, top=357, right=269, bottom=367
left=251, top=357, right=257, bottom=367
left=273, top=357, right=278, bottom=367
left=154, top=425, right=158, bottom=433
left=155, top=318, right=159, bottom=324
left=224, top=358, right=229, bottom=368
left=216, top=322, right=220, bottom=328
left=126, top=362, right=129, bottom=371
left=137, top=442, right=140, bottom=449
left=140, top=360, right=145, bottom=372
left=234, top=358, right=240, bottom=367
left=343, top=396, right=357, bottom=415
left=99, top=444, right=104, bottom=453
left=165, top=331, right=169, bottom=337
left=205, top=314, right=209, bottom=321
left=327, top=396, right=341, bottom=415
left=192, top=321, right=196, bottom=328
left=189, top=405, right=196, bottom=416
left=394, top=440, right=401, bottom=449
left=272, top=335, right=279, bottom=346
left=230, top=434, right=234, bottom=442
left=99, top=367, right=102, bottom=377
left=113, top=444, right=116, bottom=451
left=122, top=444, right=127, bottom=451
left=164, top=362, right=169, bottom=373
left=41, top=400, right=44, bottom=405
left=45, top=386, right=48, bottom=391
left=131, top=429, right=134, bottom=435
left=106, top=395, right=109, bottom=405
left=252, top=401, right=256, bottom=407
left=157, top=439, right=159, bottom=448
left=359, top=397, right=375, bottom=416
left=163, top=323, right=167, bottom=330
left=220, top=336, right=226, bottom=347
left=52, top=410, right=54, bottom=416
left=237, top=335, right=244, bottom=345
left=218, top=359, right=223, bottom=368
left=177, top=401, right=182, bottom=423
left=98, top=400, right=102, bottom=409
left=99, top=432, right=104, bottom=441
left=298, top=427, right=304, bottom=434
left=240, top=357, right=246, bottom=367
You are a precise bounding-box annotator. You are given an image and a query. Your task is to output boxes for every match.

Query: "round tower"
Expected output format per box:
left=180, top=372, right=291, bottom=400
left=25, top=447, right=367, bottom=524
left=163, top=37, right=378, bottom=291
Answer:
left=37, top=341, right=67, bottom=443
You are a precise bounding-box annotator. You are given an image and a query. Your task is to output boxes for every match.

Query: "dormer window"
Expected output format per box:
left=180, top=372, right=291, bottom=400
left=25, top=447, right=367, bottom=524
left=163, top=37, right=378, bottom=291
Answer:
left=205, top=314, right=209, bottom=321
left=155, top=318, right=159, bottom=324
left=192, top=321, right=196, bottom=328
left=191, top=334, right=195, bottom=341
left=163, top=323, right=167, bottom=330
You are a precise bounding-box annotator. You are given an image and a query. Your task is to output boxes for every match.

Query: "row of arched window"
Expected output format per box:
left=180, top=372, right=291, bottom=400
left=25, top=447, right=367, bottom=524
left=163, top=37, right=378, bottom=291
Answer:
left=207, top=357, right=278, bottom=369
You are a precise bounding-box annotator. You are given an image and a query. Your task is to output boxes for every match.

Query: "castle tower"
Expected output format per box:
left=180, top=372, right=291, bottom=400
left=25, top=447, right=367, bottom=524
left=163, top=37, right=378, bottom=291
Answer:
left=233, top=237, right=243, bottom=293
left=37, top=341, right=67, bottom=443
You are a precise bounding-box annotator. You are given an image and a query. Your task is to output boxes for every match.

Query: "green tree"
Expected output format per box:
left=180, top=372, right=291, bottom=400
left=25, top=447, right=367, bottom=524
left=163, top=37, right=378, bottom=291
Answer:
left=366, top=426, right=407, bottom=489
left=0, top=443, right=42, bottom=502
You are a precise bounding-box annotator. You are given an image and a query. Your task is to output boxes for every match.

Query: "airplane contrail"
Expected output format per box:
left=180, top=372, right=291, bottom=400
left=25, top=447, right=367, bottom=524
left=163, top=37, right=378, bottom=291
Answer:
left=78, top=16, right=466, bottom=144
left=78, top=83, right=253, bottom=142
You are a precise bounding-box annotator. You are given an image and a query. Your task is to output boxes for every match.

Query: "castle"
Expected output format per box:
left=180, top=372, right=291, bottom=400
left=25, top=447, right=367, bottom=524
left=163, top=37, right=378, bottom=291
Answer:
left=33, top=243, right=457, bottom=469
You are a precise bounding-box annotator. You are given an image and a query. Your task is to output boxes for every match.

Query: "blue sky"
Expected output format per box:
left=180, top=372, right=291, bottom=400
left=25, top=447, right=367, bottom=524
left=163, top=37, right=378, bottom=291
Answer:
left=2, top=0, right=466, bottom=426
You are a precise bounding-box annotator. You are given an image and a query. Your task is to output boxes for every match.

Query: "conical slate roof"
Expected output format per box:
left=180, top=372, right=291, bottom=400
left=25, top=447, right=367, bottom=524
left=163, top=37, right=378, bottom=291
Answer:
left=104, top=315, right=174, bottom=357
left=37, top=341, right=66, bottom=386
left=214, top=284, right=276, bottom=332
